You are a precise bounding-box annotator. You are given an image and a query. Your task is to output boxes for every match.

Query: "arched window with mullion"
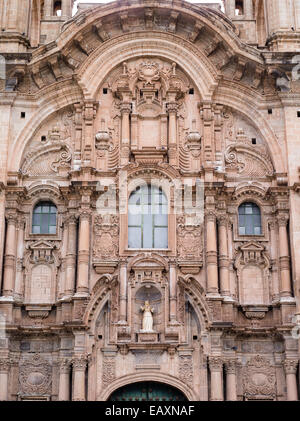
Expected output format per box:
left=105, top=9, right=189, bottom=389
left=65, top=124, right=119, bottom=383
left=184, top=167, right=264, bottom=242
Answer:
left=32, top=201, right=57, bottom=234
left=238, top=202, right=262, bottom=236
left=128, top=185, right=168, bottom=249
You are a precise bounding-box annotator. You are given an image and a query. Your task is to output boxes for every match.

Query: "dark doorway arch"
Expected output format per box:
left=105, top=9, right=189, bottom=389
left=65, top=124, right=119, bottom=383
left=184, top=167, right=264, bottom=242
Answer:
left=108, top=381, right=188, bottom=401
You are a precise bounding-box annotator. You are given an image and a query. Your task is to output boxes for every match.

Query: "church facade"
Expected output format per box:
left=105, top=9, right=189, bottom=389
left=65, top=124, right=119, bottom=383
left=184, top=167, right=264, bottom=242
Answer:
left=0, top=0, right=300, bottom=401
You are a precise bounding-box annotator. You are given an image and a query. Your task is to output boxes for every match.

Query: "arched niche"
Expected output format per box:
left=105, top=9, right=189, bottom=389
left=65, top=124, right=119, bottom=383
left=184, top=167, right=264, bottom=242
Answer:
left=134, top=285, right=162, bottom=334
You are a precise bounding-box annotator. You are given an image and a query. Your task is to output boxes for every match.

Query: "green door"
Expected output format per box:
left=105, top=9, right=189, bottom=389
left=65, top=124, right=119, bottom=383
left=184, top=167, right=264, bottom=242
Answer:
left=109, top=382, right=187, bottom=401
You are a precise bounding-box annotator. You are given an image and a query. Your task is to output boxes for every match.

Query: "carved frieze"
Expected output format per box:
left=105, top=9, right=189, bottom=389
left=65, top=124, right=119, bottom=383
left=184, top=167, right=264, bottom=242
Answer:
left=19, top=354, right=52, bottom=396
left=178, top=353, right=193, bottom=387
left=102, top=356, right=116, bottom=388
left=177, top=216, right=203, bottom=262
left=243, top=355, right=276, bottom=400
left=93, top=215, right=119, bottom=260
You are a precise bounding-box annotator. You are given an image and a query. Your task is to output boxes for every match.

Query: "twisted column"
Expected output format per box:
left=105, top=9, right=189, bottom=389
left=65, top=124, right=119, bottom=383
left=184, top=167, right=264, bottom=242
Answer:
left=284, top=360, right=298, bottom=401
left=209, top=357, right=224, bottom=401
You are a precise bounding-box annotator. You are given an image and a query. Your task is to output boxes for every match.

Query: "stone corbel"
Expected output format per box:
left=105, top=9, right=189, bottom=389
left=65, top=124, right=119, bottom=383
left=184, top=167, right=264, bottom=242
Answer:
left=251, top=66, right=264, bottom=89
left=120, top=12, right=129, bottom=32
left=168, top=11, right=179, bottom=33
left=47, top=55, right=63, bottom=81
left=204, top=37, right=221, bottom=56
left=233, top=57, right=247, bottom=81
left=74, top=34, right=94, bottom=56
left=189, top=22, right=204, bottom=43
left=31, top=63, right=44, bottom=89
left=145, top=8, right=154, bottom=29
left=93, top=21, right=110, bottom=42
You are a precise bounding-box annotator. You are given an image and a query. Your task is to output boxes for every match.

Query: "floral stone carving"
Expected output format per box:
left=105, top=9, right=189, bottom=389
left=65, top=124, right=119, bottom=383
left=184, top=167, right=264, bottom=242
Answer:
left=243, top=355, right=276, bottom=400
left=19, top=353, right=52, bottom=396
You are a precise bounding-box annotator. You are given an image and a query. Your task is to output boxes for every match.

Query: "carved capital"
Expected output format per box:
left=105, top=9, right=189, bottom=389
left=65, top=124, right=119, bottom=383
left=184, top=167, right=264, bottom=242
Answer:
left=59, top=358, right=72, bottom=374
left=209, top=357, right=223, bottom=372
left=72, top=356, right=87, bottom=371
left=225, top=359, right=237, bottom=374
left=0, top=358, right=10, bottom=372
left=277, top=214, right=289, bottom=227
left=284, top=359, right=298, bottom=374
left=217, top=215, right=228, bottom=227
left=167, top=102, right=178, bottom=114
left=120, top=103, right=132, bottom=114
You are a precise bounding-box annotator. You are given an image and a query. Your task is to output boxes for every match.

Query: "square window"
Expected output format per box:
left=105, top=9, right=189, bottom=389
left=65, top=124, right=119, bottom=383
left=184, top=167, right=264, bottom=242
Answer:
left=128, top=227, right=142, bottom=248
left=21, top=112, right=26, bottom=118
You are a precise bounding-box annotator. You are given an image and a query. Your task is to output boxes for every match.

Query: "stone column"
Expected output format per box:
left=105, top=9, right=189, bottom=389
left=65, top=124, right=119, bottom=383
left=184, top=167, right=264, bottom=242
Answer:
left=169, top=260, right=177, bottom=323
left=14, top=218, right=25, bottom=300
left=277, top=215, right=292, bottom=297
left=44, top=0, right=53, bottom=17
left=120, top=103, right=131, bottom=166
left=284, top=360, right=299, bottom=401
left=206, top=212, right=219, bottom=294
left=225, top=360, right=237, bottom=401
left=119, top=260, right=127, bottom=322
left=209, top=357, right=224, bottom=401
left=167, top=102, right=178, bottom=166
left=58, top=358, right=71, bottom=401
left=218, top=216, right=230, bottom=297
left=58, top=218, right=68, bottom=299
left=269, top=220, right=280, bottom=301
left=2, top=214, right=17, bottom=297
left=65, top=215, right=77, bottom=296
left=0, top=358, right=10, bottom=401
left=72, top=356, right=87, bottom=401
left=76, top=212, right=90, bottom=295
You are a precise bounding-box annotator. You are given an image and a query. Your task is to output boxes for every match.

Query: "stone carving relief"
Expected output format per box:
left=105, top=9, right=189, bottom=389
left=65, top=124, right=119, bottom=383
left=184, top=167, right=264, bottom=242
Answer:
left=102, top=355, right=116, bottom=388
left=243, top=355, right=276, bottom=400
left=177, top=215, right=203, bottom=262
left=178, top=354, right=193, bottom=387
left=93, top=215, right=119, bottom=260
left=19, top=353, right=52, bottom=396
left=21, top=128, right=72, bottom=177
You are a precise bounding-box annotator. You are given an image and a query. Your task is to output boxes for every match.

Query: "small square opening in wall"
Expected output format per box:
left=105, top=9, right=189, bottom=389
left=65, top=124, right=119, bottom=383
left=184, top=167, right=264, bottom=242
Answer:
left=268, top=109, right=273, bottom=115
left=41, top=136, right=47, bottom=142
left=193, top=335, right=198, bottom=340
left=297, top=111, right=300, bottom=118
left=103, top=88, right=108, bottom=94
left=252, top=138, right=257, bottom=145
left=21, top=112, right=26, bottom=118
left=189, top=88, right=194, bottom=95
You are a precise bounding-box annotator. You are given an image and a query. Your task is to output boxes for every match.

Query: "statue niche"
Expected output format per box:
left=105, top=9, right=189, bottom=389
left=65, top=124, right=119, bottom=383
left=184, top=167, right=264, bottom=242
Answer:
left=134, top=285, right=162, bottom=343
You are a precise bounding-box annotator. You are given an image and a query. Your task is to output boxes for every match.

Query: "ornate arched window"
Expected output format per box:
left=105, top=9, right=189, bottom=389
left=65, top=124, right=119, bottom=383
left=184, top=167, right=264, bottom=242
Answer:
left=238, top=202, right=262, bottom=235
left=128, top=185, right=168, bottom=249
left=32, top=201, right=57, bottom=234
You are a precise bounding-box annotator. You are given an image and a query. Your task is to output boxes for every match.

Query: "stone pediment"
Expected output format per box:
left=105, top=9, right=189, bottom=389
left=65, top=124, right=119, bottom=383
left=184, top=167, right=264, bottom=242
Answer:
left=239, top=242, right=265, bottom=252
left=29, top=240, right=55, bottom=250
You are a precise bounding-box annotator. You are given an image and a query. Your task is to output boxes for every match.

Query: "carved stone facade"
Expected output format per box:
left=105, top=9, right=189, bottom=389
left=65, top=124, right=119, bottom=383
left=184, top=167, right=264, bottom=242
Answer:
left=0, top=0, right=300, bottom=402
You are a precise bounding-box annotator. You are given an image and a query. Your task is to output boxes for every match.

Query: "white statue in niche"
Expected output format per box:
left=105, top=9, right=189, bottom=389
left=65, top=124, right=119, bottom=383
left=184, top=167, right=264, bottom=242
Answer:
left=140, top=301, right=154, bottom=332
